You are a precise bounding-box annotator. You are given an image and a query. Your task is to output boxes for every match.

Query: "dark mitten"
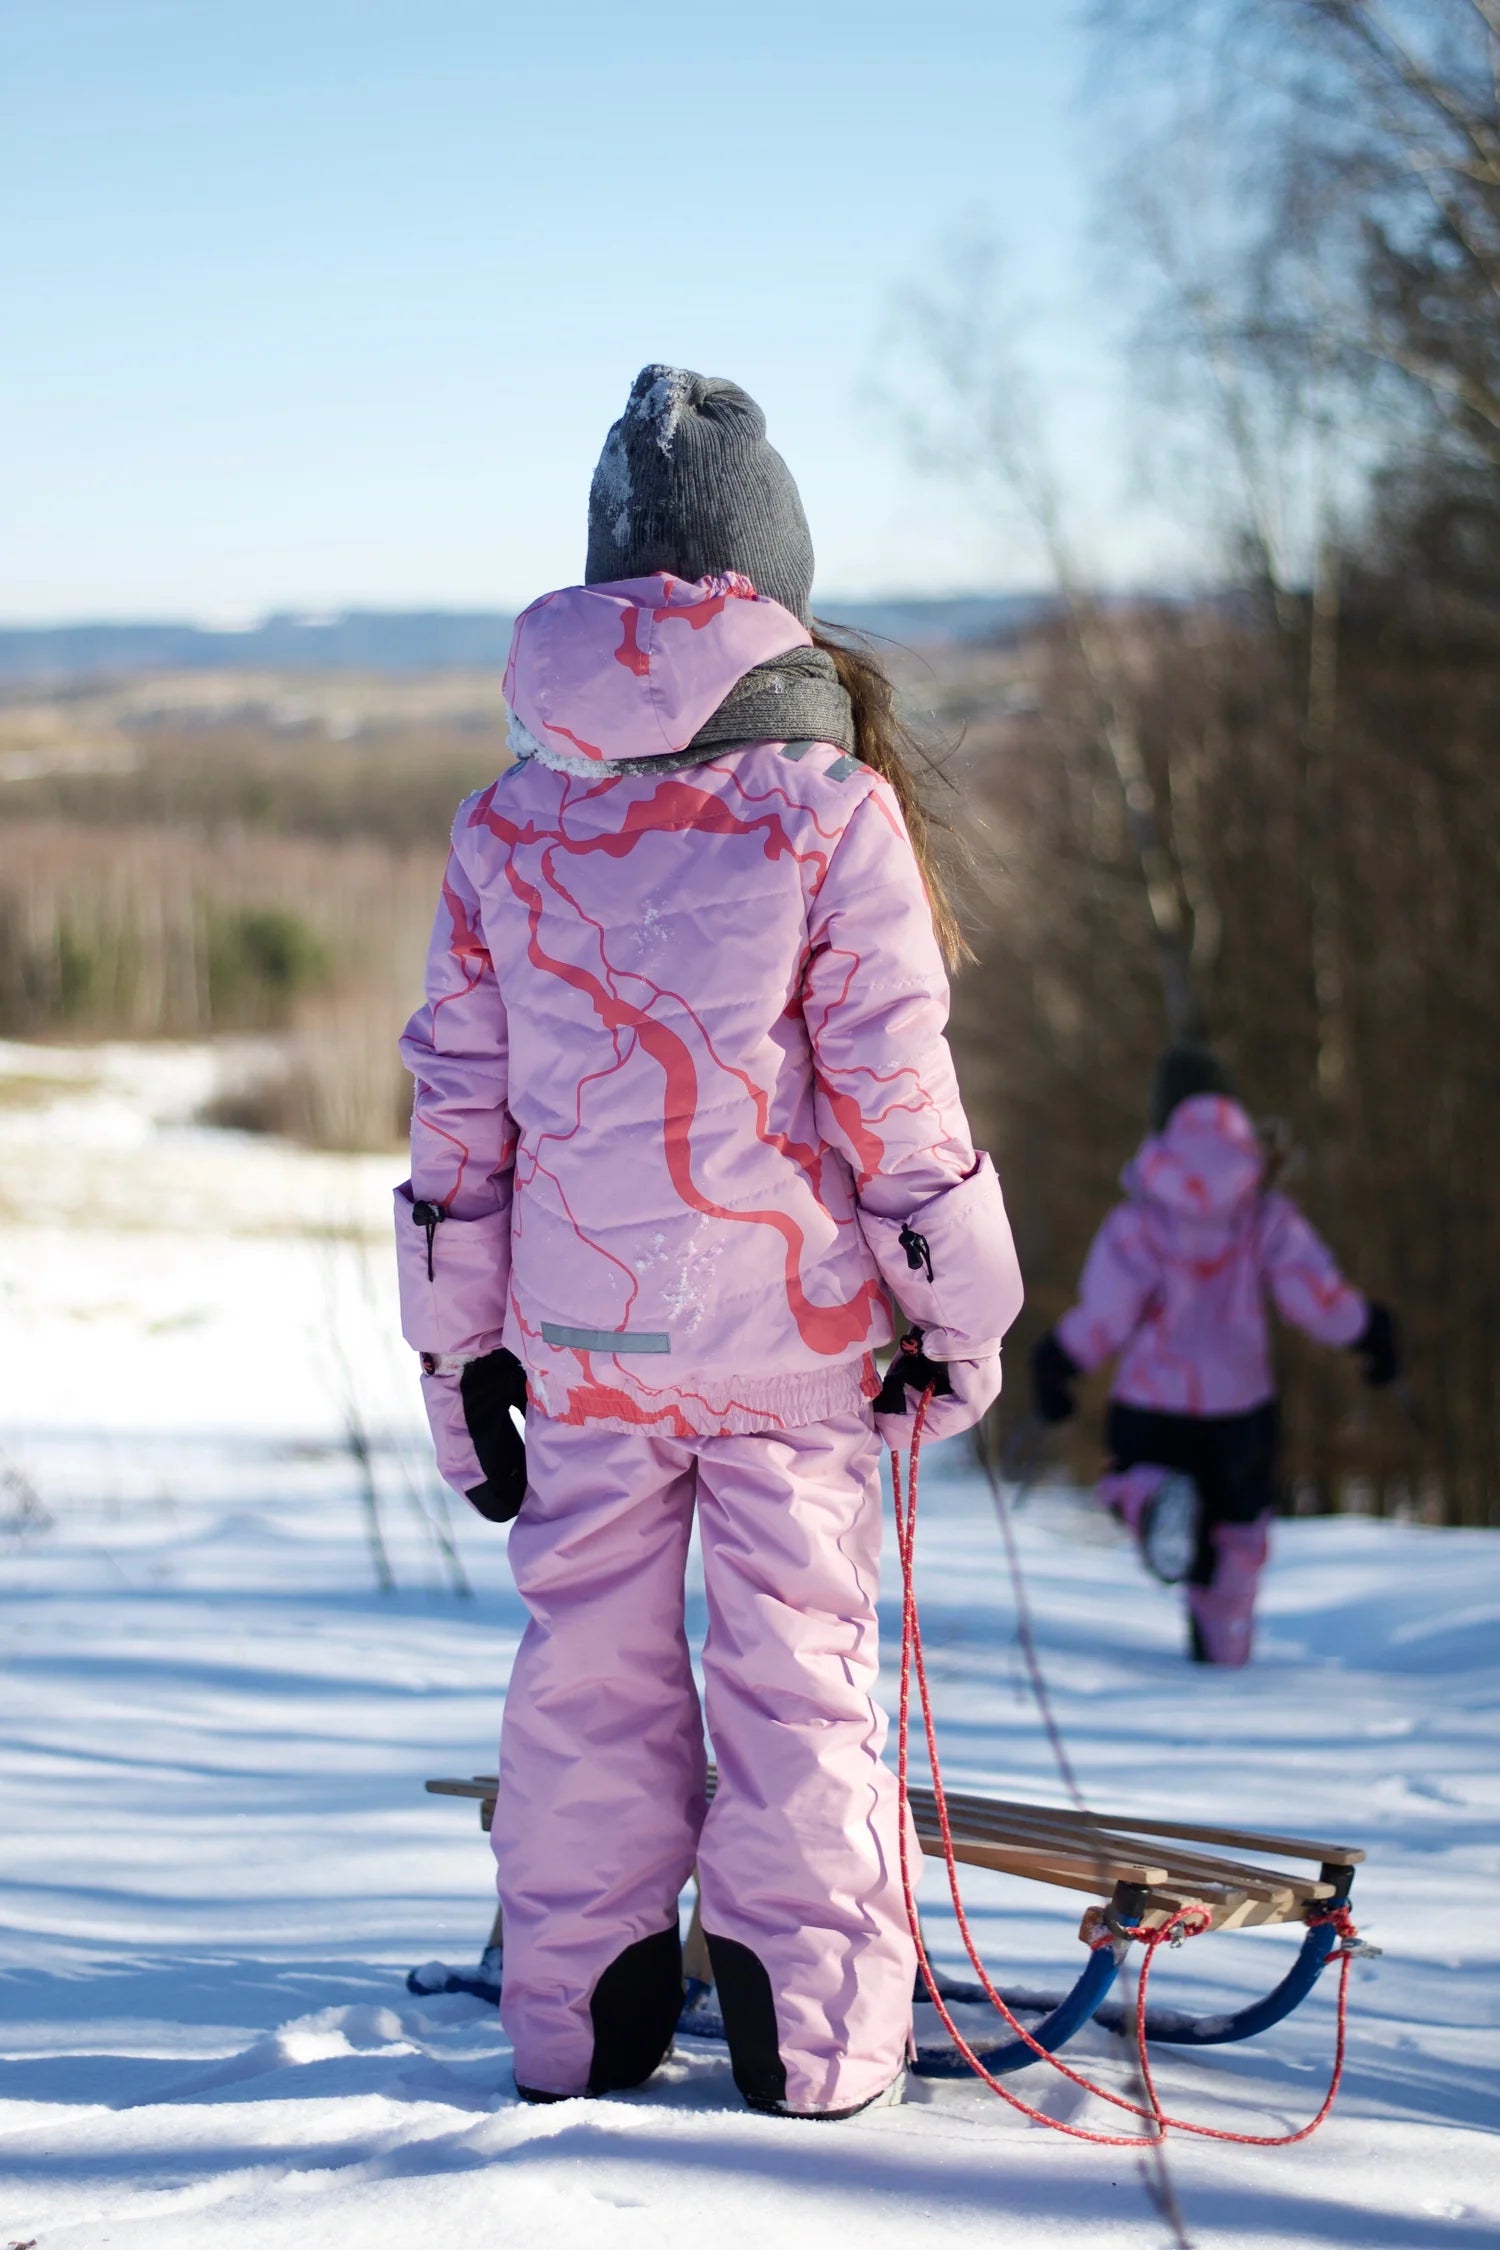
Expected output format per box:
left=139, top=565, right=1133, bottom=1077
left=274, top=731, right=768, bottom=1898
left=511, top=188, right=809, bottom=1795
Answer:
left=1352, top=1302, right=1399, bottom=1389
left=875, top=1328, right=954, bottom=1418
left=1031, top=1330, right=1080, bottom=1424
left=459, top=1347, right=529, bottom=1521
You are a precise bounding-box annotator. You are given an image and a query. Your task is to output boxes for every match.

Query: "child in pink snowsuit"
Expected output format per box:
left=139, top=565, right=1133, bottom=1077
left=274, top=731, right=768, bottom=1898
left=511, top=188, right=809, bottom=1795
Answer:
left=1032, top=1048, right=1398, bottom=1666
left=395, top=367, right=1023, bottom=2115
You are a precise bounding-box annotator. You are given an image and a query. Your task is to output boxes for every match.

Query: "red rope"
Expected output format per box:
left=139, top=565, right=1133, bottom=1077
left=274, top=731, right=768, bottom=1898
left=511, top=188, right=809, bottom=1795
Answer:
left=891, top=1397, right=1358, bottom=2146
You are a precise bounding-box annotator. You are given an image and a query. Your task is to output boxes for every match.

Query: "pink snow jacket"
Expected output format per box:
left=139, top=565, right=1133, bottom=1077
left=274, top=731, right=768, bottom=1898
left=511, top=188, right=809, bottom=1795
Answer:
left=395, top=571, right=1022, bottom=1441
left=1056, top=1095, right=1366, bottom=1417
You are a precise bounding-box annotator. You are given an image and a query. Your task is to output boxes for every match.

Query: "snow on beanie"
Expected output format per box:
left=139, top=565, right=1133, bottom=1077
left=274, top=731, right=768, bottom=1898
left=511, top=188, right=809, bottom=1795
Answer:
left=586, top=366, right=816, bottom=624
left=1150, top=1045, right=1237, bottom=1133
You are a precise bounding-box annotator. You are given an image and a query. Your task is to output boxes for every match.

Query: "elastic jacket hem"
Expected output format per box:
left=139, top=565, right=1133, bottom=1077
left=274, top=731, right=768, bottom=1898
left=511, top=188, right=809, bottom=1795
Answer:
left=518, top=1346, right=880, bottom=1437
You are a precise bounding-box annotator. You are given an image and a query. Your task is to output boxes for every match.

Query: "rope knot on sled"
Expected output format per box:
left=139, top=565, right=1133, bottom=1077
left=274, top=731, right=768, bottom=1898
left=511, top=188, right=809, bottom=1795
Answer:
left=1091, top=1903, right=1215, bottom=1953
left=1305, top=1900, right=1380, bottom=1958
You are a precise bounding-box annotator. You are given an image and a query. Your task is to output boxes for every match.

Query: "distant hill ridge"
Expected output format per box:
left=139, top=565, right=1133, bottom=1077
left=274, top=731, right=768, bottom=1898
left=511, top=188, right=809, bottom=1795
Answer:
left=0, top=596, right=1050, bottom=681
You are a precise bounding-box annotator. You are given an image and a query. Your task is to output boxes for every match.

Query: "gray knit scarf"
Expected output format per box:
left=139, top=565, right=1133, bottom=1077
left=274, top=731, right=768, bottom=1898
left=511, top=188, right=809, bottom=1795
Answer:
left=608, top=644, right=854, bottom=775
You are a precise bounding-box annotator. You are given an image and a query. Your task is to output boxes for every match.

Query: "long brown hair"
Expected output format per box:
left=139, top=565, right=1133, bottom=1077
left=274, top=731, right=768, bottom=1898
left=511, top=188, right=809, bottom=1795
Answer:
left=811, top=624, right=972, bottom=968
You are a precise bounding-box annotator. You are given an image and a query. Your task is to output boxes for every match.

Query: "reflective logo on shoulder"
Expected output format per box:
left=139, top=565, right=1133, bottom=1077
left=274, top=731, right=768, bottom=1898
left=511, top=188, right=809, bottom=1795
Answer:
left=779, top=740, right=861, bottom=780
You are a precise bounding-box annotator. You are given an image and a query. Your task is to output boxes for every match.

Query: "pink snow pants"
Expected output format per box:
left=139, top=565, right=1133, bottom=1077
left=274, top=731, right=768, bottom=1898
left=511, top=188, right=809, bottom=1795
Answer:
left=493, top=1406, right=916, bottom=2111
left=1187, top=1515, right=1272, bottom=1668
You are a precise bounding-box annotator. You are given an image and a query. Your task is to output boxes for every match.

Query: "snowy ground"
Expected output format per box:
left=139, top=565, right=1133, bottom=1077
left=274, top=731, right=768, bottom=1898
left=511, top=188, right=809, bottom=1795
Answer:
left=2, top=1043, right=1498, bottom=2248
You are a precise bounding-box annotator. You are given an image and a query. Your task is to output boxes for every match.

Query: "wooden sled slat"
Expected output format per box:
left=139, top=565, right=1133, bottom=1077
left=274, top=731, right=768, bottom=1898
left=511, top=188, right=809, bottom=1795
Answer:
left=904, top=1824, right=1311, bottom=1930
left=943, top=1831, right=1323, bottom=1911
left=926, top=1836, right=1174, bottom=1890
left=911, top=1798, right=1336, bottom=1903
left=698, top=1765, right=1355, bottom=1875
left=931, top=1788, right=1363, bottom=1869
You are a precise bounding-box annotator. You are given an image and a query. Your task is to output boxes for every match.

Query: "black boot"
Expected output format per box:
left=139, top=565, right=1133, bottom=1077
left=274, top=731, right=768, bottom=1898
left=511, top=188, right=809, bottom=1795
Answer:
left=706, top=1932, right=906, bottom=2119
left=515, top=1921, right=682, bottom=2103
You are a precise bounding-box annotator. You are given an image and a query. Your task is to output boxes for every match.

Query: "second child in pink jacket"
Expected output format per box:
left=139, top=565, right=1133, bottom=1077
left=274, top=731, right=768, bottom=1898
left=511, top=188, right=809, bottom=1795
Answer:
left=395, top=368, right=1023, bottom=2117
left=1033, top=1048, right=1398, bottom=1665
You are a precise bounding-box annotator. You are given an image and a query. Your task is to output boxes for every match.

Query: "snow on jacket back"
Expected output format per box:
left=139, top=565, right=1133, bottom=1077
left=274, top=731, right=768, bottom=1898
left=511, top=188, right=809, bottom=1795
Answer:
left=395, top=571, right=1022, bottom=1436
left=1056, top=1094, right=1366, bottom=1417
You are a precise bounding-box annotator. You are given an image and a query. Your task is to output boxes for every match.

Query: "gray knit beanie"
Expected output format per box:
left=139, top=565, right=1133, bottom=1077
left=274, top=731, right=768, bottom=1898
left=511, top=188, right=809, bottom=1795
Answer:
left=585, top=366, right=816, bottom=623
left=1150, top=1045, right=1237, bottom=1133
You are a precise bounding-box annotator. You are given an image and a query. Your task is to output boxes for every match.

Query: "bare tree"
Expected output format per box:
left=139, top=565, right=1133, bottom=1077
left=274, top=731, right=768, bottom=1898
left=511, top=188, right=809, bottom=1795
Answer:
left=1096, top=2, right=1500, bottom=466
left=888, top=238, right=1209, bottom=1044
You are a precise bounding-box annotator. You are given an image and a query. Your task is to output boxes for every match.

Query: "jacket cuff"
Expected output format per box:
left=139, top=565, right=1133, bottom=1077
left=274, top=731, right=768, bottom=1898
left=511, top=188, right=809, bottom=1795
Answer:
left=857, top=1154, right=1024, bottom=1357
left=394, top=1180, right=511, bottom=1356
left=418, top=1364, right=485, bottom=1498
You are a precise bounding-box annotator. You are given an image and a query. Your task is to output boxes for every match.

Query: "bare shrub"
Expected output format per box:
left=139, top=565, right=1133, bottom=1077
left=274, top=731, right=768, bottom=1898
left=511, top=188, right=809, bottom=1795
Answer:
left=0, top=819, right=440, bottom=1150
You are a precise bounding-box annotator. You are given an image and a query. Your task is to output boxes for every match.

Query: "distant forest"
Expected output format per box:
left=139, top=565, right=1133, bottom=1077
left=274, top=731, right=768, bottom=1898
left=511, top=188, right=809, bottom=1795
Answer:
left=0, top=597, right=1049, bottom=681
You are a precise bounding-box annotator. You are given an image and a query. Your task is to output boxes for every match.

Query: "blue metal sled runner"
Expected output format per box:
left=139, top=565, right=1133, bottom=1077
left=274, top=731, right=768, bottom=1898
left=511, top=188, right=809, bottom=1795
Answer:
left=412, top=1768, right=1365, bottom=2077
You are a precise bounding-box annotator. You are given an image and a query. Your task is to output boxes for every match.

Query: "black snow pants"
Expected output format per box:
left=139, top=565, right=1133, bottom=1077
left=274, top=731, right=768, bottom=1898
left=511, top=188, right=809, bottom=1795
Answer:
left=1105, top=1400, right=1278, bottom=1588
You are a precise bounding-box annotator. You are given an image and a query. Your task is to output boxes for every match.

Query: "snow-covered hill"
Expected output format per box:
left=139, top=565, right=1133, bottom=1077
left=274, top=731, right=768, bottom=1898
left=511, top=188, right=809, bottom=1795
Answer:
left=2, top=1043, right=1497, bottom=2246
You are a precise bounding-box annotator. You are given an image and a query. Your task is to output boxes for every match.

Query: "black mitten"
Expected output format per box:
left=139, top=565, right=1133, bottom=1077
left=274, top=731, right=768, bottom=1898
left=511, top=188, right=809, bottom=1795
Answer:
left=875, top=1328, right=954, bottom=1417
left=1032, top=1330, right=1080, bottom=1424
left=459, top=1347, right=529, bottom=1521
left=1352, top=1302, right=1400, bottom=1390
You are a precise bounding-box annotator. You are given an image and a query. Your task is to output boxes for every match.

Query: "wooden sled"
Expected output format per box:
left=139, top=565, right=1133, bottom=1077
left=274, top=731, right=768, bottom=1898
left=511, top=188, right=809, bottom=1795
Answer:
left=416, top=1768, right=1365, bottom=2075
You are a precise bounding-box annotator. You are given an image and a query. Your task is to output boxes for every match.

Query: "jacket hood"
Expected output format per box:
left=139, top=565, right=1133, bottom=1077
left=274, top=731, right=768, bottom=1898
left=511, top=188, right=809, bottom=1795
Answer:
left=1124, top=1094, right=1265, bottom=1221
left=503, top=571, right=812, bottom=771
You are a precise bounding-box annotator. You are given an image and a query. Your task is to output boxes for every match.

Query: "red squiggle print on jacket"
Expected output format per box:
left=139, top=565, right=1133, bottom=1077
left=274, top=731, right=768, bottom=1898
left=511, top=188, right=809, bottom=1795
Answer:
left=538, top=846, right=825, bottom=1190
left=615, top=608, right=651, bottom=677
left=416, top=863, right=496, bottom=1208
left=546, top=721, right=607, bottom=760
left=483, top=771, right=839, bottom=1201
left=494, top=835, right=881, bottom=1357
left=654, top=590, right=729, bottom=632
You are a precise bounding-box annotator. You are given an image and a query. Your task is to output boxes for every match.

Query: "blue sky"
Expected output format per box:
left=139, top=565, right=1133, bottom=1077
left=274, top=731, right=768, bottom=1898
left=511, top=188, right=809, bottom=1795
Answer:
left=2, top=0, right=1172, bottom=620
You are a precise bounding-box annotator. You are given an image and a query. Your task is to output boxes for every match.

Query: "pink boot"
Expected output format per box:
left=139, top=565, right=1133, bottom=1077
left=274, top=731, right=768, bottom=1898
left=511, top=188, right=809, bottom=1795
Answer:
left=1096, top=1464, right=1200, bottom=1585
left=1187, top=1514, right=1271, bottom=1666
left=1096, top=1463, right=1168, bottom=1542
